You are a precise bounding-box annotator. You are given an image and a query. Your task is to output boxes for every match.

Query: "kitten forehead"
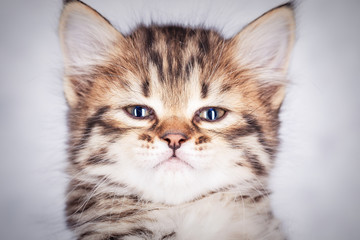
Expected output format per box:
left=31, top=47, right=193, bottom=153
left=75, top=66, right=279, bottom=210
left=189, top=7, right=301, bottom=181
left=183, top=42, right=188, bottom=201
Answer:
left=126, top=26, right=226, bottom=95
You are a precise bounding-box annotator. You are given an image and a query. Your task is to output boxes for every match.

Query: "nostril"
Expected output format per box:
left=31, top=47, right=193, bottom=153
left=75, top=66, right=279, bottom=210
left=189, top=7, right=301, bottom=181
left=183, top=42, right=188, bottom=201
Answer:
left=164, top=137, right=171, bottom=144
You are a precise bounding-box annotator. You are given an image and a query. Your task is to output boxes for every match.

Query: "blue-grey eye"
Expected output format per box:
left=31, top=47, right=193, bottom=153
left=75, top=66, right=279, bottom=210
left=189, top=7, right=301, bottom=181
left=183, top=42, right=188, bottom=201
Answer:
left=199, top=107, right=226, bottom=121
left=126, top=106, right=151, bottom=118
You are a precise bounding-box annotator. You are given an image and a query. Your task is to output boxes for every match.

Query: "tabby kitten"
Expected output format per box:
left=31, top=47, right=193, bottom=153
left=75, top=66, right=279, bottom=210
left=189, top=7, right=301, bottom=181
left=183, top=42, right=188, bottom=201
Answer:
left=59, top=1, right=295, bottom=239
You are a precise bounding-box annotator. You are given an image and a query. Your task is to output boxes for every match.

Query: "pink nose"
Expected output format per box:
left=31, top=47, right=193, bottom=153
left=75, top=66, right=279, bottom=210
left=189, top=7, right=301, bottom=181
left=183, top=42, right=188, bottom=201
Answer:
left=161, top=133, right=188, bottom=150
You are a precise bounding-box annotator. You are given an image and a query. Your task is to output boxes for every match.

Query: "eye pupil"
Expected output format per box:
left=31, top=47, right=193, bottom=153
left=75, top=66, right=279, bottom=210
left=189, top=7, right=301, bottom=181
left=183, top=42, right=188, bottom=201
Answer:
left=207, top=108, right=217, bottom=120
left=133, top=106, right=145, bottom=117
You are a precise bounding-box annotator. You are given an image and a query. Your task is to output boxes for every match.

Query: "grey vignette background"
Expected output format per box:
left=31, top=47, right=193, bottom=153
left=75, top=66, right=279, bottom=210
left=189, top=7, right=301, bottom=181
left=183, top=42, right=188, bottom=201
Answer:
left=0, top=0, right=360, bottom=239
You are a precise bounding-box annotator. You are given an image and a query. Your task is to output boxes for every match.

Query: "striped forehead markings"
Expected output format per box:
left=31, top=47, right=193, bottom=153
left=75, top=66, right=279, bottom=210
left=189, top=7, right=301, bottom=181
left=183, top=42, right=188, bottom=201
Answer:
left=149, top=50, right=165, bottom=83
left=144, top=27, right=154, bottom=49
left=142, top=27, right=213, bottom=83
left=185, top=56, right=195, bottom=79
left=142, top=77, right=150, bottom=97
left=201, top=82, right=209, bottom=99
left=198, top=30, right=210, bottom=55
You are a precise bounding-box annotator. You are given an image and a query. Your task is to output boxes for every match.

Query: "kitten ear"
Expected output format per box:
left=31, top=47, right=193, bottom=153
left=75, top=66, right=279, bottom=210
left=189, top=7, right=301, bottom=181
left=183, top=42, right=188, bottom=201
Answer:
left=59, top=1, right=124, bottom=106
left=230, top=4, right=295, bottom=108
left=59, top=1, right=123, bottom=68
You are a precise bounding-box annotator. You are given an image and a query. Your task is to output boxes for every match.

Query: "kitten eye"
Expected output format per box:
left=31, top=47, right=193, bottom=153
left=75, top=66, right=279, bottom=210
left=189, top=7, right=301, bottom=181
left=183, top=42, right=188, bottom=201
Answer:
left=198, top=107, right=226, bottom=121
left=125, top=106, right=152, bottom=119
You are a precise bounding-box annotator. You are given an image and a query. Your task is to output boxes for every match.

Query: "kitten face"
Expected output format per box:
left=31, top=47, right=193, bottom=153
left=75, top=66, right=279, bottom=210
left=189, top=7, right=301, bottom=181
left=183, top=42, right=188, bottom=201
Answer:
left=60, top=2, right=295, bottom=205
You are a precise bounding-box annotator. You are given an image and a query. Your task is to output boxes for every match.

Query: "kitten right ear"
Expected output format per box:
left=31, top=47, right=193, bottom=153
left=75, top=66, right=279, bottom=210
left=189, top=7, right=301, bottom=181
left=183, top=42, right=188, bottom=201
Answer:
left=59, top=1, right=124, bottom=106
left=229, top=3, right=295, bottom=109
left=230, top=3, right=295, bottom=73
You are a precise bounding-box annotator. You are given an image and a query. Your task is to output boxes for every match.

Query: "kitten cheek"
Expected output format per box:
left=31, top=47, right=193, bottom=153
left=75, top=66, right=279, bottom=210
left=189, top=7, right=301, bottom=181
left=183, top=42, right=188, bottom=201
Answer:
left=176, top=143, right=213, bottom=168
left=133, top=141, right=173, bottom=167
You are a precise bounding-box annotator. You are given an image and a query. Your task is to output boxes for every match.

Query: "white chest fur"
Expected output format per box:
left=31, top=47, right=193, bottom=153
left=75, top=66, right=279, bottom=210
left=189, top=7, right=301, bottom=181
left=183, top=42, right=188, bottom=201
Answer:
left=144, top=193, right=284, bottom=240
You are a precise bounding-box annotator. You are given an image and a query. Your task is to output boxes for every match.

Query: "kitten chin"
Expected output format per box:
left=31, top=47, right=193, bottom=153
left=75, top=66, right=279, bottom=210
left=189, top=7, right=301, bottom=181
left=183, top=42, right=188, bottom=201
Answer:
left=60, top=1, right=295, bottom=239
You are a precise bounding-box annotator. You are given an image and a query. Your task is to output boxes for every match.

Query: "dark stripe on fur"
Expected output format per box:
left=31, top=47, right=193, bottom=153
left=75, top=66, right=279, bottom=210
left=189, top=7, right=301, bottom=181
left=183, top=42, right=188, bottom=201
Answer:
left=139, top=133, right=153, bottom=142
left=63, top=0, right=76, bottom=4
left=201, top=82, right=209, bottom=98
left=195, top=135, right=210, bottom=145
left=236, top=161, right=244, bottom=166
left=243, top=114, right=262, bottom=135
left=234, top=195, right=250, bottom=202
left=148, top=118, right=159, bottom=131
left=225, top=114, right=275, bottom=157
left=67, top=193, right=148, bottom=223
left=70, top=106, right=128, bottom=163
left=87, top=155, right=113, bottom=165
left=144, top=28, right=154, bottom=49
left=167, top=51, right=173, bottom=76
left=86, top=148, right=113, bottom=165
left=190, top=184, right=235, bottom=202
left=220, top=84, right=231, bottom=93
left=253, top=194, right=266, bottom=202
left=244, top=150, right=266, bottom=175
left=142, top=78, right=150, bottom=97
left=68, top=180, right=97, bottom=192
left=161, top=231, right=176, bottom=239
left=196, top=55, right=204, bottom=68
left=102, top=227, right=154, bottom=240
left=162, top=26, right=187, bottom=47
left=70, top=106, right=110, bottom=163
left=198, top=31, right=210, bottom=54
left=98, top=121, right=127, bottom=136
left=149, top=51, right=164, bottom=82
left=185, top=56, right=195, bottom=78
left=71, top=210, right=143, bottom=229
left=174, top=57, right=183, bottom=80
left=225, top=125, right=256, bottom=141
left=66, top=194, right=97, bottom=217
left=84, top=107, right=110, bottom=139
left=243, top=114, right=276, bottom=156
left=258, top=136, right=275, bottom=156
left=78, top=231, right=97, bottom=240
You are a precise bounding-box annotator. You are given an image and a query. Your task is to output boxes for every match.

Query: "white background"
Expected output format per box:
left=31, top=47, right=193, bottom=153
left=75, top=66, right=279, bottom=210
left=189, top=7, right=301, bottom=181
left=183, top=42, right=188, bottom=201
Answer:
left=0, top=0, right=359, bottom=239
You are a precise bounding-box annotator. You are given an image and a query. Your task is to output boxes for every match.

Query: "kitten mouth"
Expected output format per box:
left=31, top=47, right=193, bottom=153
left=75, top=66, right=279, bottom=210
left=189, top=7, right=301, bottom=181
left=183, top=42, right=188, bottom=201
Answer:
left=154, top=156, right=193, bottom=169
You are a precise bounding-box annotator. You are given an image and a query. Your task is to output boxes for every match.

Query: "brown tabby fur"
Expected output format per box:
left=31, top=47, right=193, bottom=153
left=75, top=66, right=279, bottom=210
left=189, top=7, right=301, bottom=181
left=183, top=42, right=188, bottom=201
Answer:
left=60, top=1, right=295, bottom=239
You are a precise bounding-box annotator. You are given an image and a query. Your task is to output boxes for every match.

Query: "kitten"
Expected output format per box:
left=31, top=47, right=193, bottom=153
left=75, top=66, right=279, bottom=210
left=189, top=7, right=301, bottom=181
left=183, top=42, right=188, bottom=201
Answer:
left=59, top=1, right=295, bottom=239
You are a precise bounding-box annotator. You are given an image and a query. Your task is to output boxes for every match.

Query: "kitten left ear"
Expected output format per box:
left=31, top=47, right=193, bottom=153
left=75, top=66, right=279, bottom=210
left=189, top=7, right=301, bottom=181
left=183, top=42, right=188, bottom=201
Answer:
left=59, top=1, right=123, bottom=68
left=230, top=3, right=295, bottom=108
left=59, top=1, right=125, bottom=107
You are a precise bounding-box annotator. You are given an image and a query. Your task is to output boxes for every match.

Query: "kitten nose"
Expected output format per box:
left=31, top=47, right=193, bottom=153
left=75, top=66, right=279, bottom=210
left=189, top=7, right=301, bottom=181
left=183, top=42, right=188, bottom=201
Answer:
left=161, top=133, right=188, bottom=150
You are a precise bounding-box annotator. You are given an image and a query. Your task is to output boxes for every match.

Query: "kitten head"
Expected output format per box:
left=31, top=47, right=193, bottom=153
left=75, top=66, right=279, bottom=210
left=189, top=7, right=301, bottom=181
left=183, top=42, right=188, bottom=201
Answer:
left=59, top=1, right=295, bottom=204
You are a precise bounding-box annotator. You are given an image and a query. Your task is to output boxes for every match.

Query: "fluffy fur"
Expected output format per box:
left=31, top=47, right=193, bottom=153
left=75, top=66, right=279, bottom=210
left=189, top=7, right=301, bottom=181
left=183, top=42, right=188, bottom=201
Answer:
left=59, top=1, right=295, bottom=239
